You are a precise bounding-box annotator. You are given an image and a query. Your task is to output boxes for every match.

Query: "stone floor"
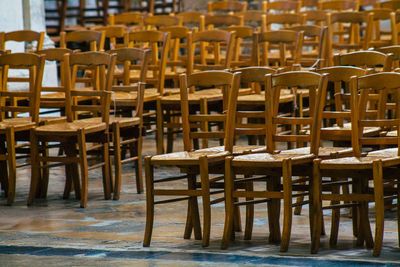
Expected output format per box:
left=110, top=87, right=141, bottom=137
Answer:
left=0, top=135, right=399, bottom=266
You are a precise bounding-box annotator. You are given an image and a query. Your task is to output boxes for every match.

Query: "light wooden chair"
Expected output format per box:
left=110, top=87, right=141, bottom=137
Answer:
left=222, top=26, right=255, bottom=68
left=143, top=71, right=241, bottom=247
left=311, top=72, right=400, bottom=256
left=202, top=14, right=244, bottom=31
left=28, top=51, right=116, bottom=208
left=375, top=45, right=400, bottom=69
left=107, top=47, right=151, bottom=198
left=221, top=71, right=329, bottom=252
left=0, top=30, right=44, bottom=52
left=176, top=11, right=204, bottom=30
left=301, top=10, right=328, bottom=27
left=0, top=53, right=45, bottom=205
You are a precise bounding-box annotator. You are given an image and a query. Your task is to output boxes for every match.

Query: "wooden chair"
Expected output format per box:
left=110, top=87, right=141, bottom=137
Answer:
left=311, top=72, right=400, bottom=256
left=326, top=11, right=372, bottom=65
left=28, top=51, right=116, bottom=208
left=208, top=1, right=247, bottom=14
left=0, top=30, right=44, bottom=52
left=300, top=0, right=319, bottom=10
left=252, top=30, right=304, bottom=68
left=91, top=25, right=127, bottom=50
left=333, top=50, right=393, bottom=72
left=262, top=0, right=301, bottom=13
left=108, top=11, right=144, bottom=30
left=363, top=8, right=398, bottom=48
left=106, top=47, right=150, bottom=198
left=380, top=0, right=400, bottom=10
left=59, top=30, right=105, bottom=52
left=144, top=14, right=182, bottom=30
left=0, top=53, right=45, bottom=205
left=221, top=71, right=329, bottom=252
left=144, top=71, right=241, bottom=247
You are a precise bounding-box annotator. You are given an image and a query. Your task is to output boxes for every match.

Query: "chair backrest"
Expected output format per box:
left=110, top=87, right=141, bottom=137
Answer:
left=265, top=71, right=328, bottom=155
left=144, top=14, right=182, bottom=29
left=108, top=11, right=144, bottom=29
left=301, top=10, right=327, bottom=27
left=208, top=1, right=247, bottom=14
left=108, top=48, right=150, bottom=119
left=375, top=45, right=400, bottom=69
left=316, top=66, right=368, bottom=127
left=380, top=0, right=400, bottom=10
left=91, top=25, right=127, bottom=49
left=301, top=0, right=319, bottom=10
left=262, top=0, right=301, bottom=13
left=187, top=29, right=235, bottom=75
left=287, top=25, right=328, bottom=67
left=0, top=30, right=45, bottom=52
left=35, top=48, right=74, bottom=109
left=333, top=50, right=393, bottom=72
left=0, top=53, right=45, bottom=123
left=235, top=11, right=267, bottom=32
left=234, top=66, right=277, bottom=138
left=265, top=13, right=304, bottom=30
left=350, top=72, right=400, bottom=156
left=176, top=11, right=204, bottom=29
left=124, top=30, right=170, bottom=95
left=179, top=70, right=241, bottom=152
left=64, top=52, right=116, bottom=124
left=160, top=26, right=190, bottom=73
left=318, top=0, right=358, bottom=11
left=363, top=8, right=397, bottom=48
left=60, top=30, right=105, bottom=51
left=222, top=25, right=255, bottom=67
left=252, top=30, right=304, bottom=67
left=202, top=14, right=244, bottom=31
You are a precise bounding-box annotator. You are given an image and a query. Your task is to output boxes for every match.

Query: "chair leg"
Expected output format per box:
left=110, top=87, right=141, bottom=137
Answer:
left=221, top=157, right=234, bottom=249
left=27, top=129, right=40, bottom=206
left=199, top=156, right=211, bottom=247
left=6, top=128, right=16, bottom=205
left=113, top=123, right=122, bottom=200
left=39, top=141, right=49, bottom=199
left=244, top=180, right=254, bottom=240
left=280, top=159, right=293, bottom=252
left=311, top=159, right=322, bottom=254
left=135, top=130, right=144, bottom=193
left=268, top=175, right=281, bottom=243
left=0, top=140, right=9, bottom=197
left=373, top=160, right=384, bottom=257
left=156, top=98, right=164, bottom=154
left=102, top=137, right=112, bottom=200
left=77, top=129, right=88, bottom=208
left=330, top=177, right=341, bottom=247
left=143, top=156, right=154, bottom=247
left=184, top=173, right=202, bottom=240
